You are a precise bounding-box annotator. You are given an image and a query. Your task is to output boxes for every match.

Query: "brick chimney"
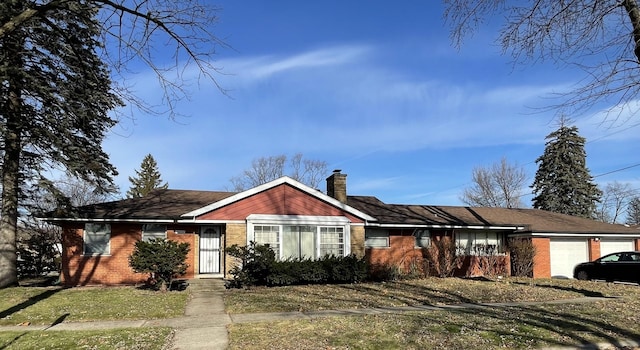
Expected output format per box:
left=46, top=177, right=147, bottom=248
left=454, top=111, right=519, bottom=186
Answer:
left=326, top=169, right=347, bottom=203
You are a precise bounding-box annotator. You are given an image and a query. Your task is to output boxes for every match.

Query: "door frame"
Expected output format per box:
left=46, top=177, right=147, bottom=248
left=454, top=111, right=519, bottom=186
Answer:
left=199, top=226, right=223, bottom=275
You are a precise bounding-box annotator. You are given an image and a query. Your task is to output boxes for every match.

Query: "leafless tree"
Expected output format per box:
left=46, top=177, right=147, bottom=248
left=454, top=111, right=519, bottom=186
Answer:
left=444, top=0, right=640, bottom=120
left=230, top=154, right=328, bottom=191
left=460, top=157, right=527, bottom=208
left=595, top=181, right=637, bottom=223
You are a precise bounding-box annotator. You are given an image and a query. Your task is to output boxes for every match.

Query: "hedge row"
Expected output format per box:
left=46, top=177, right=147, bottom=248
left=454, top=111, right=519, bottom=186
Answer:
left=225, top=242, right=367, bottom=288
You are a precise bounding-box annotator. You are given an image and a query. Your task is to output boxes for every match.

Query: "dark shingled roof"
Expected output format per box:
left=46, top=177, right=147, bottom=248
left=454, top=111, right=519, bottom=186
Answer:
left=59, top=189, right=236, bottom=220
left=347, top=196, right=640, bottom=234
left=45, top=186, right=640, bottom=235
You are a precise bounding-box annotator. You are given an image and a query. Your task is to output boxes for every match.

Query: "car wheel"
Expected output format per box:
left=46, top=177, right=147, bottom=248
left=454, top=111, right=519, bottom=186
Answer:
left=576, top=270, right=589, bottom=281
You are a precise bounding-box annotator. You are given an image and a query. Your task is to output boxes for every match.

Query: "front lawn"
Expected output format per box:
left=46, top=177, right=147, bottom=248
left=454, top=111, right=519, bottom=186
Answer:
left=227, top=278, right=640, bottom=349
left=0, top=328, right=172, bottom=350
left=224, top=277, right=638, bottom=313
left=0, top=286, right=188, bottom=326
left=229, top=299, right=640, bottom=349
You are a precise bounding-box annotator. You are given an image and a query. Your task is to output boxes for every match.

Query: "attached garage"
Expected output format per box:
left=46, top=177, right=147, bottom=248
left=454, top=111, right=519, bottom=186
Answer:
left=600, top=238, right=635, bottom=257
left=549, top=238, right=589, bottom=278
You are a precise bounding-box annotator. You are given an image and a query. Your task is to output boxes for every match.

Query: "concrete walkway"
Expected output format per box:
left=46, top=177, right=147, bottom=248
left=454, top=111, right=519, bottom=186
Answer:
left=0, top=279, right=638, bottom=350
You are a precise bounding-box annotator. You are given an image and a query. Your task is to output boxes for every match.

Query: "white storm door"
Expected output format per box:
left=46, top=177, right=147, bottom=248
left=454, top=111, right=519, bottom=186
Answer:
left=600, top=239, right=635, bottom=257
left=549, top=238, right=588, bottom=279
left=200, top=227, right=221, bottom=274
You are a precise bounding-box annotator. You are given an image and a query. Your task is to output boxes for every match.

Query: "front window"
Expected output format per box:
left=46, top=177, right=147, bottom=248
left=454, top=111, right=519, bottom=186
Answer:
left=319, top=227, right=344, bottom=257
left=456, top=231, right=503, bottom=256
left=254, top=225, right=281, bottom=260
left=365, top=229, right=389, bottom=248
left=142, top=224, right=167, bottom=242
left=84, top=223, right=110, bottom=255
left=249, top=216, right=350, bottom=260
left=414, top=229, right=431, bottom=248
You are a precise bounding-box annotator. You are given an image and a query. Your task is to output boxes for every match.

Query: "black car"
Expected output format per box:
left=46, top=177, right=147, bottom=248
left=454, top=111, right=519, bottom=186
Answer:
left=573, top=251, right=640, bottom=284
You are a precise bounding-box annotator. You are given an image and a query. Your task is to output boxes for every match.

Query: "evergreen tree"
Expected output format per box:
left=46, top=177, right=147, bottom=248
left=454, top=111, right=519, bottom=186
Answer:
left=0, top=1, right=119, bottom=288
left=627, top=197, right=640, bottom=226
left=531, top=124, right=601, bottom=218
left=127, top=154, right=169, bottom=198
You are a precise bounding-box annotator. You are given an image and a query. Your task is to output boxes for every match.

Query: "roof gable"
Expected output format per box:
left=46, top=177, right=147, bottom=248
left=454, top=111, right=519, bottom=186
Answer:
left=182, top=177, right=376, bottom=221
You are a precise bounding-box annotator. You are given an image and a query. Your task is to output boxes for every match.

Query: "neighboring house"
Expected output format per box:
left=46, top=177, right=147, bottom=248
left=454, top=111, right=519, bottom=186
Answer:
left=42, top=170, right=640, bottom=286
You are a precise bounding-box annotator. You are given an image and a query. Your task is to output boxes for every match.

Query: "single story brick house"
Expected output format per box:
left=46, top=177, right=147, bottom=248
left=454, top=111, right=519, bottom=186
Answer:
left=43, top=170, right=640, bottom=286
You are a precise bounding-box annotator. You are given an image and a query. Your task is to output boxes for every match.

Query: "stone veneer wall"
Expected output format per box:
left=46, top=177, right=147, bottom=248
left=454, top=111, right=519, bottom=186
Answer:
left=350, top=225, right=365, bottom=258
left=224, top=223, right=247, bottom=278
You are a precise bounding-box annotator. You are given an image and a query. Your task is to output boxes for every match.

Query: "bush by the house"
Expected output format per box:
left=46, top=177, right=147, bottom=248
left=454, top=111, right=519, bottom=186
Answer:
left=225, top=241, right=276, bottom=288
left=509, top=238, right=536, bottom=277
left=129, top=238, right=190, bottom=291
left=225, top=242, right=367, bottom=288
left=422, top=237, right=463, bottom=277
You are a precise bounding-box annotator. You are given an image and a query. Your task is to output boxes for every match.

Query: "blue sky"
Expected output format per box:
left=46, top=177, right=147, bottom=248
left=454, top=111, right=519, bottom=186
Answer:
left=103, top=1, right=640, bottom=206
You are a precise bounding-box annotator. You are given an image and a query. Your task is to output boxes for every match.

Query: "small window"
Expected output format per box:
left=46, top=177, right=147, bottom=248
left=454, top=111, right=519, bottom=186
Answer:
left=142, top=224, right=167, bottom=242
left=414, top=229, right=430, bottom=248
left=84, top=223, right=110, bottom=255
left=365, top=229, right=389, bottom=248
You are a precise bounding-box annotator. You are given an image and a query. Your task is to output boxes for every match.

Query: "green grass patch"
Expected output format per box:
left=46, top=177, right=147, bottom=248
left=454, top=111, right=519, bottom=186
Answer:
left=0, top=286, right=187, bottom=325
left=0, top=327, right=172, bottom=350
left=224, top=277, right=639, bottom=313
left=228, top=299, right=640, bottom=349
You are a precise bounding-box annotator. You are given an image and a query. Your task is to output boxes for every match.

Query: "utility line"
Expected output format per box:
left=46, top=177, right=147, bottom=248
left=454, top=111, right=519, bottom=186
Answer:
left=593, top=162, right=640, bottom=178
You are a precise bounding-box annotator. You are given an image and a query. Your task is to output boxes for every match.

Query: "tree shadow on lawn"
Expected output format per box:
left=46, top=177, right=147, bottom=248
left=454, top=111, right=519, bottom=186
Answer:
left=403, top=302, right=640, bottom=348
left=510, top=280, right=606, bottom=298
left=335, top=281, right=476, bottom=307
left=0, top=288, right=63, bottom=320
left=0, top=332, right=28, bottom=350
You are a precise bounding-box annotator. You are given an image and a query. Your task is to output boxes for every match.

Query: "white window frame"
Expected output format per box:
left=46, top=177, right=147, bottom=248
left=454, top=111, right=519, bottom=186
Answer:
left=365, top=229, right=390, bottom=248
left=456, top=231, right=504, bottom=256
left=247, top=215, right=351, bottom=260
left=319, top=226, right=345, bottom=257
left=142, top=224, right=167, bottom=242
left=414, top=229, right=431, bottom=248
left=83, top=223, right=111, bottom=256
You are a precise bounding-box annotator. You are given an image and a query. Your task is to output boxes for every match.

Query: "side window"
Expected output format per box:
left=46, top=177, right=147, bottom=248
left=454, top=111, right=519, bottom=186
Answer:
left=142, top=224, right=167, bottom=242
left=600, top=253, right=621, bottom=262
left=84, top=223, right=110, bottom=255
left=414, top=230, right=431, bottom=248
left=365, top=229, right=389, bottom=248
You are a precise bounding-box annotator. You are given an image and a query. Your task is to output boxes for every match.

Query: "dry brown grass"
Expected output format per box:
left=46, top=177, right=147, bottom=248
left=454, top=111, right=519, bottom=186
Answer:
left=224, top=277, right=638, bottom=313
left=227, top=278, right=640, bottom=349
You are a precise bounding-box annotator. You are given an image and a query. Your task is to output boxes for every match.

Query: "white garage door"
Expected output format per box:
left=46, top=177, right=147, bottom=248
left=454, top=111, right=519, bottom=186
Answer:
left=600, top=238, right=635, bottom=257
left=549, top=238, right=589, bottom=279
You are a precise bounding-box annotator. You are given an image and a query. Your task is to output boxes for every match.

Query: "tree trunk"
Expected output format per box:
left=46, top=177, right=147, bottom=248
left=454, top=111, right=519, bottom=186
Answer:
left=0, top=28, right=24, bottom=289
left=623, top=0, right=640, bottom=62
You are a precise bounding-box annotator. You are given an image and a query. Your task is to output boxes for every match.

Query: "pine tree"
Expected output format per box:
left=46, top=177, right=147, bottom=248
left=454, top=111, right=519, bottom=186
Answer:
left=627, top=197, right=640, bottom=226
left=127, top=154, right=169, bottom=198
left=0, top=1, right=120, bottom=288
left=531, top=125, right=602, bottom=218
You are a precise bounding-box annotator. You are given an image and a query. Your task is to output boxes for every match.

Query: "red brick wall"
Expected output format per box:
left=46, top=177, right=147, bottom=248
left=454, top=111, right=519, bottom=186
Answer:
left=636, top=239, right=640, bottom=251
left=531, top=237, right=550, bottom=278
left=365, top=233, right=424, bottom=271
left=365, top=230, right=510, bottom=277
left=589, top=238, right=601, bottom=260
left=61, top=223, right=197, bottom=286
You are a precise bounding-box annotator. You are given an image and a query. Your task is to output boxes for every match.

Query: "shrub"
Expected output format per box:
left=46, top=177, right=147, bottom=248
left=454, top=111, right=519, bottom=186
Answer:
left=129, top=238, right=190, bottom=291
left=509, top=238, right=536, bottom=277
left=422, top=237, right=463, bottom=277
left=225, top=242, right=367, bottom=288
left=225, top=241, right=277, bottom=288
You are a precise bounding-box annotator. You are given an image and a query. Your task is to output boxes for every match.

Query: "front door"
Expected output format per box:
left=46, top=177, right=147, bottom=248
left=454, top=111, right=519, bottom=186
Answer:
left=199, top=226, right=221, bottom=274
